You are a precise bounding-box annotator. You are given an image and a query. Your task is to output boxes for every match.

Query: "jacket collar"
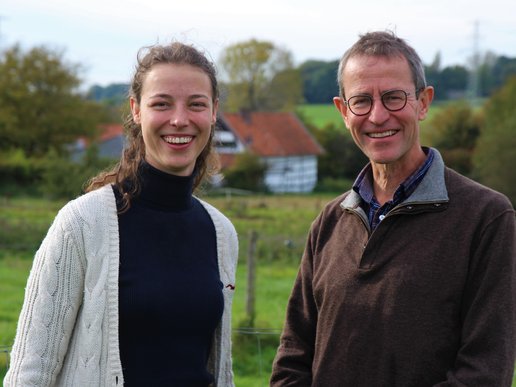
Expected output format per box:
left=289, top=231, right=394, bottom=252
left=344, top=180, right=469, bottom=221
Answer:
left=341, top=147, right=449, bottom=211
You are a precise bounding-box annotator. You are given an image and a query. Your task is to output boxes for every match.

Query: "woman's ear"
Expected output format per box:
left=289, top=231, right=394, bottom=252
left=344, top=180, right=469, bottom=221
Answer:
left=130, top=97, right=141, bottom=124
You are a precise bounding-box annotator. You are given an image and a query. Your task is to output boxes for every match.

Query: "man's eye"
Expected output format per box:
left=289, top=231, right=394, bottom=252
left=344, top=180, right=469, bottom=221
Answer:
left=384, top=95, right=403, bottom=102
left=350, top=97, right=370, bottom=107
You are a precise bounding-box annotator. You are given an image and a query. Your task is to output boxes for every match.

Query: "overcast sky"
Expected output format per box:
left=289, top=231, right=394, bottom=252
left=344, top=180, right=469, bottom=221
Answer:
left=2, top=0, right=516, bottom=88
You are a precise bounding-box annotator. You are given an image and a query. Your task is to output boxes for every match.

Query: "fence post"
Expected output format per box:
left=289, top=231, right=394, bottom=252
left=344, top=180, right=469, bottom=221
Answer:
left=246, top=230, right=258, bottom=327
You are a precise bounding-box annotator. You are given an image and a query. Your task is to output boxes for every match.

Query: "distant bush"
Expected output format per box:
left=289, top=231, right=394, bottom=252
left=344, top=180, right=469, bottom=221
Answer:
left=473, top=76, right=516, bottom=205
left=223, top=152, right=267, bottom=192
left=314, top=177, right=352, bottom=194
left=423, top=101, right=482, bottom=176
left=39, top=146, right=114, bottom=200
left=0, top=148, right=45, bottom=196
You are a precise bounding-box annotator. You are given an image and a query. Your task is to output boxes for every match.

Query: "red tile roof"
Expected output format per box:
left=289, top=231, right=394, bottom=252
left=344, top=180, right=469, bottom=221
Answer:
left=221, top=112, right=323, bottom=157
left=99, top=124, right=124, bottom=142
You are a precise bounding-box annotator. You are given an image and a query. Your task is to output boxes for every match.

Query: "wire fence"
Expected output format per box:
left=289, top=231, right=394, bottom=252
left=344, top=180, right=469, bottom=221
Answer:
left=233, top=327, right=282, bottom=380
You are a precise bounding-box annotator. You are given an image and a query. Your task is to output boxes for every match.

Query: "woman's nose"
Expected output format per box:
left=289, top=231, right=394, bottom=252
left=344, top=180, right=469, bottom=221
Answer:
left=170, top=107, right=188, bottom=127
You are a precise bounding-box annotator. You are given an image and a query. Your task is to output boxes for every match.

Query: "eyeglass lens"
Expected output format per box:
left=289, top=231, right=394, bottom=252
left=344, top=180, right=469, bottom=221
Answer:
left=347, top=90, right=408, bottom=116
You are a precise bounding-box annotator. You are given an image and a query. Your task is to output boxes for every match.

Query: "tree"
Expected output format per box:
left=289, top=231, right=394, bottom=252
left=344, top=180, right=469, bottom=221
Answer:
left=219, top=39, right=302, bottom=112
left=425, top=52, right=442, bottom=97
left=299, top=59, right=339, bottom=104
left=311, top=123, right=367, bottom=181
left=472, top=76, right=516, bottom=204
left=0, top=44, right=107, bottom=157
left=423, top=101, right=481, bottom=175
left=439, top=65, right=469, bottom=100
left=478, top=54, right=516, bottom=97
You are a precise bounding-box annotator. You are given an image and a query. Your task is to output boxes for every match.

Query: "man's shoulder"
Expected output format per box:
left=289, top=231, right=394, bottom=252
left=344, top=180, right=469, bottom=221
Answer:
left=445, top=167, right=513, bottom=211
left=315, top=190, right=355, bottom=221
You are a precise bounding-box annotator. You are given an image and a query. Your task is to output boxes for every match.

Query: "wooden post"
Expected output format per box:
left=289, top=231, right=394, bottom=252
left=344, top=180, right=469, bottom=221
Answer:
left=246, top=230, right=258, bottom=327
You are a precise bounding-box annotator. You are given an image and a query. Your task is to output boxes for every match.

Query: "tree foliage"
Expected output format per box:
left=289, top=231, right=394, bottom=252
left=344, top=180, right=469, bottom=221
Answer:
left=223, top=152, right=267, bottom=191
left=40, top=145, right=114, bottom=199
left=310, top=123, right=368, bottom=181
left=219, top=39, right=302, bottom=112
left=299, top=60, right=339, bottom=104
left=423, top=101, right=482, bottom=175
left=472, top=76, right=516, bottom=204
left=0, top=44, right=107, bottom=157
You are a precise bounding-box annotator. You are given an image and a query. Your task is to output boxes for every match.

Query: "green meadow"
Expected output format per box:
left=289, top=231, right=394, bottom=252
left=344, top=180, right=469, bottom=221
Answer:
left=1, top=193, right=516, bottom=386
left=0, top=194, right=331, bottom=385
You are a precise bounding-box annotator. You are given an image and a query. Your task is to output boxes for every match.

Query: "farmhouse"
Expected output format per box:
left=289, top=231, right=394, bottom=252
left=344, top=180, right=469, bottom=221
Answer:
left=217, top=111, right=324, bottom=193
left=71, top=123, right=125, bottom=161
left=74, top=111, right=324, bottom=193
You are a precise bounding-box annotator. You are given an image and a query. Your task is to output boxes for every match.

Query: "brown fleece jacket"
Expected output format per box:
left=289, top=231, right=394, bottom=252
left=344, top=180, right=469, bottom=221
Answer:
left=271, top=150, right=516, bottom=387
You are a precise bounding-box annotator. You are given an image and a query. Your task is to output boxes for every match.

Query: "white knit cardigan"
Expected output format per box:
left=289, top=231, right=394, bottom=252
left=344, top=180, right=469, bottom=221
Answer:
left=4, top=185, right=239, bottom=386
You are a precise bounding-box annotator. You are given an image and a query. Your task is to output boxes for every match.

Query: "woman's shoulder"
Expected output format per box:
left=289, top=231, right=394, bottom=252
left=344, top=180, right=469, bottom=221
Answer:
left=56, top=185, right=117, bottom=228
left=197, top=198, right=235, bottom=231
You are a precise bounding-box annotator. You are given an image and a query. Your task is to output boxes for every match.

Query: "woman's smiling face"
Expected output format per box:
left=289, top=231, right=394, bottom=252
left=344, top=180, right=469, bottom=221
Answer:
left=130, top=63, right=218, bottom=176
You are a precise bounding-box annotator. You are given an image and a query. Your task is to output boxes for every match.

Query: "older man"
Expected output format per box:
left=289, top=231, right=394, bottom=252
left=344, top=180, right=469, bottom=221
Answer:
left=270, top=31, right=516, bottom=386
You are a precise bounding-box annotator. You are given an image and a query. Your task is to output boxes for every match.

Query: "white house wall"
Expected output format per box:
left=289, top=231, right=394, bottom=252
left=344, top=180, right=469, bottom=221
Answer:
left=214, top=130, right=245, bottom=153
left=263, top=155, right=318, bottom=193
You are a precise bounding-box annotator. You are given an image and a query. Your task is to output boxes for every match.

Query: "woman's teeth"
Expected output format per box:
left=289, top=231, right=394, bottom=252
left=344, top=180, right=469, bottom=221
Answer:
left=163, top=136, right=192, bottom=144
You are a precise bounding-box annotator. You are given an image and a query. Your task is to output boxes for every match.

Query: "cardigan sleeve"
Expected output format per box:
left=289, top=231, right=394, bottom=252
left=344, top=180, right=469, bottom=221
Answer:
left=435, top=207, right=516, bottom=386
left=270, top=216, right=320, bottom=386
left=4, top=204, right=86, bottom=387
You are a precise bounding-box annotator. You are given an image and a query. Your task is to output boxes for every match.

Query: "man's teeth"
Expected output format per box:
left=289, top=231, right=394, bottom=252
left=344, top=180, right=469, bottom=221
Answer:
left=163, top=136, right=192, bottom=144
left=368, top=130, right=397, bottom=138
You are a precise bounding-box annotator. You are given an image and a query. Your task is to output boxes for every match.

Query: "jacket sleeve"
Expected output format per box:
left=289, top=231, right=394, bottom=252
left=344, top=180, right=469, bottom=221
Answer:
left=270, top=218, right=320, bottom=386
left=435, top=208, right=516, bottom=387
left=4, top=205, right=85, bottom=387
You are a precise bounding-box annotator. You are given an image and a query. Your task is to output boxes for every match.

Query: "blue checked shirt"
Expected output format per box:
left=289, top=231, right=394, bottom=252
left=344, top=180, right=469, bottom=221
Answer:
left=352, top=147, right=435, bottom=231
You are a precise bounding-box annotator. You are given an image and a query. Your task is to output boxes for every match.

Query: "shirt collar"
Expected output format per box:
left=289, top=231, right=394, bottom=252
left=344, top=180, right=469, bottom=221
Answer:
left=353, top=147, right=435, bottom=207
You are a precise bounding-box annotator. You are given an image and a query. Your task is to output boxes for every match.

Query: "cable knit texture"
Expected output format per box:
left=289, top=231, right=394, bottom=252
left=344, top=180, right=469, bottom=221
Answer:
left=4, top=185, right=238, bottom=386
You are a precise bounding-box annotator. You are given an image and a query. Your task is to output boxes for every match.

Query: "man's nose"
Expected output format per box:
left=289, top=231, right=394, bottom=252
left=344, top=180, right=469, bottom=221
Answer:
left=368, top=99, right=390, bottom=125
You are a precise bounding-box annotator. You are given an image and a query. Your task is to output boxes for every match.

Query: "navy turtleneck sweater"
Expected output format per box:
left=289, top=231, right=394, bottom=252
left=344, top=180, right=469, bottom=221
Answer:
left=115, top=162, right=223, bottom=386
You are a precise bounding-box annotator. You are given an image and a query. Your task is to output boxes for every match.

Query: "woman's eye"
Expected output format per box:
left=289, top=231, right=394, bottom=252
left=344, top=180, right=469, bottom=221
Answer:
left=151, top=102, right=168, bottom=109
left=191, top=101, right=207, bottom=109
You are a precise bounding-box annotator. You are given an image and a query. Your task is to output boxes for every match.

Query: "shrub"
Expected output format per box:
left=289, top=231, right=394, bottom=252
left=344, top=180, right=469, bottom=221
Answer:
left=223, top=152, right=267, bottom=192
left=39, top=146, right=114, bottom=200
left=423, top=101, right=482, bottom=176
left=0, top=149, right=45, bottom=195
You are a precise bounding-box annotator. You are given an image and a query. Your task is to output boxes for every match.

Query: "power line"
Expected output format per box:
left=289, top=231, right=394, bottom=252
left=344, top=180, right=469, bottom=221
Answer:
left=467, top=20, right=481, bottom=101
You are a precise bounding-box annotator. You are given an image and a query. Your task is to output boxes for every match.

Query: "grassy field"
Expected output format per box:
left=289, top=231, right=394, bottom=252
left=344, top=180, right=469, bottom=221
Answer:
left=1, top=193, right=516, bottom=386
left=0, top=193, right=331, bottom=385
left=296, top=103, right=345, bottom=128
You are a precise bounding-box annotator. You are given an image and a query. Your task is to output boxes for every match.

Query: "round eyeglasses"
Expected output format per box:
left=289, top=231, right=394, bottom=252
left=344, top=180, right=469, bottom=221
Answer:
left=344, top=89, right=414, bottom=116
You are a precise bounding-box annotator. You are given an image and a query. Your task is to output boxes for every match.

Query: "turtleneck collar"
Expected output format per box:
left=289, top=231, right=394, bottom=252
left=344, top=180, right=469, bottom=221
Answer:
left=135, top=161, right=195, bottom=212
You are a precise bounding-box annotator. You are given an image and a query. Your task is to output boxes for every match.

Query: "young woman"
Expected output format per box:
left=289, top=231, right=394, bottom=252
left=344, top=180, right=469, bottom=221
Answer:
left=5, top=42, right=238, bottom=386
